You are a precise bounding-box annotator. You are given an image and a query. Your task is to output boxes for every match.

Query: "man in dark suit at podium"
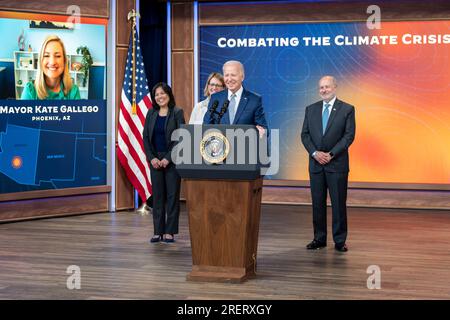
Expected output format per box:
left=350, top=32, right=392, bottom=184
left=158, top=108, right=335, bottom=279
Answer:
left=301, top=76, right=356, bottom=252
left=203, top=60, right=267, bottom=137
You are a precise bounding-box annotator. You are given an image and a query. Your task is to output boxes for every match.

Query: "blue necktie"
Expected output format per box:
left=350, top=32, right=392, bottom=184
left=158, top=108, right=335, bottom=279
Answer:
left=322, top=103, right=330, bottom=134
left=228, top=94, right=236, bottom=124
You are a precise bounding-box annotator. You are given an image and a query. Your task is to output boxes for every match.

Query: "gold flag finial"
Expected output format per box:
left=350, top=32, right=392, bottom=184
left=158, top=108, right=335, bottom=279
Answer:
left=127, top=9, right=140, bottom=21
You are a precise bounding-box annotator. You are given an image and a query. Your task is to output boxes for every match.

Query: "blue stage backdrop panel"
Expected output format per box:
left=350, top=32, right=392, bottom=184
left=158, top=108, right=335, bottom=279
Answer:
left=199, top=22, right=450, bottom=185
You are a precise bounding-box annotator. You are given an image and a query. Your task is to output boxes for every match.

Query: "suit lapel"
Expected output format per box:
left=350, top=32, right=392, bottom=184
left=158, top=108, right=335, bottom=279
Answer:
left=312, top=102, right=323, bottom=136
left=232, top=88, right=249, bottom=124
left=164, top=108, right=172, bottom=133
left=148, top=110, right=158, bottom=141
left=324, top=99, right=341, bottom=135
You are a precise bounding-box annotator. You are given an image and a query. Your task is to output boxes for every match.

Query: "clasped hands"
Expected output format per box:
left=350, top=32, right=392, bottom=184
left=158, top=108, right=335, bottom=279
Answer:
left=314, top=151, right=333, bottom=165
left=151, top=158, right=169, bottom=169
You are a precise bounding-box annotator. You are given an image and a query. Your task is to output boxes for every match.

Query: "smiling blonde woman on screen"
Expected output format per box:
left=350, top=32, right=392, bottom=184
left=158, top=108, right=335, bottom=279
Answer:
left=21, top=35, right=80, bottom=100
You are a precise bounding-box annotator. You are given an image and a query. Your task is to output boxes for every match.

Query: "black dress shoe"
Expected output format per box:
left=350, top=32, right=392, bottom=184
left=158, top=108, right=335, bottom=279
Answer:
left=164, top=234, right=175, bottom=243
left=150, top=235, right=162, bottom=243
left=306, top=240, right=327, bottom=250
left=335, top=243, right=348, bottom=252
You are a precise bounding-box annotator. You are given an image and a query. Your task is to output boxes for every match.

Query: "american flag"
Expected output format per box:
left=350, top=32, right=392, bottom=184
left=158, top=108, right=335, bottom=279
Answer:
left=117, top=25, right=152, bottom=203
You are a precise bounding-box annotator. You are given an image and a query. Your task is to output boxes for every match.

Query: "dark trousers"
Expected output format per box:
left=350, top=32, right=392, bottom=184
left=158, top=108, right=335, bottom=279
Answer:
left=149, top=154, right=181, bottom=235
left=309, top=170, right=348, bottom=245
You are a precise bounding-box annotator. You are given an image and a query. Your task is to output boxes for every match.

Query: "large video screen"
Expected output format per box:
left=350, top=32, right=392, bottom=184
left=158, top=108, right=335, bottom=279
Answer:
left=199, top=21, right=450, bottom=185
left=0, top=12, right=107, bottom=194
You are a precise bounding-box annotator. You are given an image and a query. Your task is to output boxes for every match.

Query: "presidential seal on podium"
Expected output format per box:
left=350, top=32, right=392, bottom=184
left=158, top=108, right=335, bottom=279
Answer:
left=200, top=131, right=230, bottom=164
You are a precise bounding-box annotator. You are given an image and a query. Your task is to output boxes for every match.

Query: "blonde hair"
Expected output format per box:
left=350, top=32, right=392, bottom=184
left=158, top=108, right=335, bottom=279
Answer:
left=35, top=35, right=73, bottom=99
left=203, top=72, right=224, bottom=97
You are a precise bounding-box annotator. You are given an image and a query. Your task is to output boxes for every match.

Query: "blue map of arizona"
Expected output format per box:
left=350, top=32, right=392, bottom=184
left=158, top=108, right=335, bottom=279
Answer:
left=0, top=100, right=107, bottom=194
left=0, top=124, right=40, bottom=186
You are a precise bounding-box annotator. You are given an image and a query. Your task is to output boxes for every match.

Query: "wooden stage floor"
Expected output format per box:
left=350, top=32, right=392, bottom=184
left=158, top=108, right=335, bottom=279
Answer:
left=0, top=204, right=448, bottom=300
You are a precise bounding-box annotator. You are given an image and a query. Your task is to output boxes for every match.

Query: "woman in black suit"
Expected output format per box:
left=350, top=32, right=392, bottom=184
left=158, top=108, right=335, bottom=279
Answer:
left=143, top=82, right=185, bottom=243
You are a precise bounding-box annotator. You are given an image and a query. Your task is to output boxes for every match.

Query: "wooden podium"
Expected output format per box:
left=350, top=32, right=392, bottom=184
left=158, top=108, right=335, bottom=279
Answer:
left=185, top=178, right=262, bottom=283
left=176, top=125, right=264, bottom=283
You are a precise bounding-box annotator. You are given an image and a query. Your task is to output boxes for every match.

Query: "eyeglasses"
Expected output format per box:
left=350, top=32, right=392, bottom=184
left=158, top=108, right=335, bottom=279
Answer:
left=208, top=83, right=223, bottom=88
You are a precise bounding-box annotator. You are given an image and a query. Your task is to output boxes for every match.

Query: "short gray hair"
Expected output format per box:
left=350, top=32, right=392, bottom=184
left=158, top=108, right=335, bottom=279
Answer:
left=223, top=60, right=245, bottom=77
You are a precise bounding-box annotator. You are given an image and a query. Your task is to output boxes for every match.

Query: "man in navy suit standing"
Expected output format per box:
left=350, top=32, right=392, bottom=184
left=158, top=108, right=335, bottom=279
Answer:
left=203, top=60, right=267, bottom=137
left=301, top=76, right=356, bottom=252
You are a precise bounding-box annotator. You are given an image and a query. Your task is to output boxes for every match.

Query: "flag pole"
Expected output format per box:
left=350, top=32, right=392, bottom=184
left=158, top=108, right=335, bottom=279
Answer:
left=127, top=9, right=149, bottom=216
left=127, top=9, right=139, bottom=115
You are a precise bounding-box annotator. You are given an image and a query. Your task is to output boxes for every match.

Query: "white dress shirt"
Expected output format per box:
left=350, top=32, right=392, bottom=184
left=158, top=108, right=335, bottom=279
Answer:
left=322, top=95, right=336, bottom=115
left=228, top=86, right=244, bottom=122
left=189, top=97, right=210, bottom=124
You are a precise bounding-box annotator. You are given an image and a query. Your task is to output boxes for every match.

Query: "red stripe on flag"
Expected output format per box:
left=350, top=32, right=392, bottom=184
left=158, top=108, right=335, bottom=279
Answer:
left=143, top=95, right=153, bottom=111
left=117, top=147, right=151, bottom=201
left=119, top=101, right=146, bottom=152
left=118, top=124, right=152, bottom=195
left=136, top=98, right=150, bottom=125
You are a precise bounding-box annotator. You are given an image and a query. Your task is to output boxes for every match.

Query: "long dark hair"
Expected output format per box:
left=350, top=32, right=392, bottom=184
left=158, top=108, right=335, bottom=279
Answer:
left=151, top=82, right=176, bottom=110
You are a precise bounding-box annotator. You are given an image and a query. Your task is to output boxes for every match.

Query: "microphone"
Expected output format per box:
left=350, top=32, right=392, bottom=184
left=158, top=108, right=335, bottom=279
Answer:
left=209, top=100, right=219, bottom=124
left=217, top=100, right=229, bottom=123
